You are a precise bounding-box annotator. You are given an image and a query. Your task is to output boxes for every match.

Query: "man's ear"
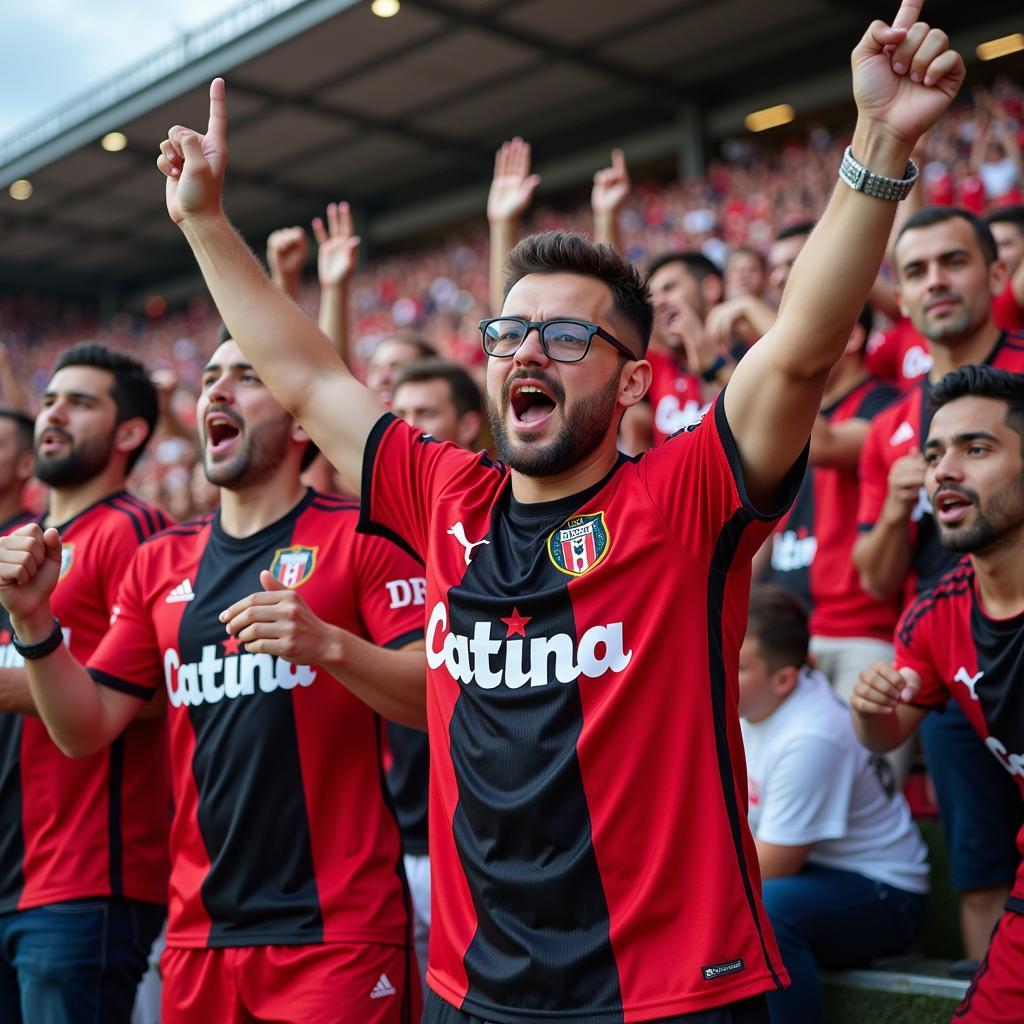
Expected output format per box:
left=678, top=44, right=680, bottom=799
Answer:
left=770, top=664, right=800, bottom=700
left=456, top=412, right=482, bottom=450
left=114, top=418, right=150, bottom=462
left=702, top=274, right=724, bottom=308
left=619, top=359, right=652, bottom=410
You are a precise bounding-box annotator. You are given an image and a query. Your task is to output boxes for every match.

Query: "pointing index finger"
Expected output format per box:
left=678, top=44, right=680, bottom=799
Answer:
left=891, top=0, right=923, bottom=31
left=207, top=77, right=227, bottom=141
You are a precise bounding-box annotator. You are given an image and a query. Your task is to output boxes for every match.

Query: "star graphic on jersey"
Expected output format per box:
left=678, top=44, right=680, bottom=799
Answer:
left=0, top=630, right=10, bottom=646
left=500, top=608, right=531, bottom=638
left=222, top=634, right=242, bottom=656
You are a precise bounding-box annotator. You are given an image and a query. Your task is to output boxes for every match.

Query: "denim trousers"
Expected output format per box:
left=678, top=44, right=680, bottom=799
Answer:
left=0, top=897, right=165, bottom=1024
left=762, top=865, right=926, bottom=1024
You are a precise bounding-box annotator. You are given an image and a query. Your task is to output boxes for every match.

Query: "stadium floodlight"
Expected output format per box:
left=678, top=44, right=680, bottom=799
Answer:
left=8, top=179, right=32, bottom=201
left=371, top=0, right=400, bottom=16
left=101, top=132, right=128, bottom=152
left=744, top=104, right=796, bottom=133
left=977, top=33, right=1024, bottom=62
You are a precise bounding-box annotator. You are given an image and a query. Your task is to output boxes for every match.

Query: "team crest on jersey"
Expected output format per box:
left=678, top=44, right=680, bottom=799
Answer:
left=59, top=544, right=75, bottom=581
left=269, top=545, right=318, bottom=589
left=547, top=512, right=610, bottom=577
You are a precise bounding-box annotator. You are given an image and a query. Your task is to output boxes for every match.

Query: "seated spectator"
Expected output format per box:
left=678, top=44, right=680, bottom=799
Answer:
left=740, top=584, right=929, bottom=1024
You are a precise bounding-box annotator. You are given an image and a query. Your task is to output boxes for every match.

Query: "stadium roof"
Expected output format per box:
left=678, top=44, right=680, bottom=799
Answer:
left=0, top=0, right=1019, bottom=301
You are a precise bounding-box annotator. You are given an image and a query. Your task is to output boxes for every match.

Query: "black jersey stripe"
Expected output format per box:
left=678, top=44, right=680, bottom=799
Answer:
left=112, top=493, right=158, bottom=536
left=107, top=737, right=124, bottom=897
left=0, top=714, right=25, bottom=912
left=897, top=565, right=973, bottom=645
left=88, top=667, right=155, bottom=700
left=708, top=508, right=785, bottom=992
left=385, top=628, right=426, bottom=651
left=101, top=499, right=146, bottom=544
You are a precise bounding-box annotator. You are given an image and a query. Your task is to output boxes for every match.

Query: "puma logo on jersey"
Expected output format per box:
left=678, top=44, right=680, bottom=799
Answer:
left=163, top=644, right=317, bottom=708
left=954, top=666, right=983, bottom=701
left=889, top=421, right=915, bottom=447
left=385, top=577, right=426, bottom=609
left=426, top=601, right=631, bottom=690
left=165, top=578, right=196, bottom=604
left=655, top=395, right=707, bottom=437
left=447, top=522, right=490, bottom=565
left=770, top=530, right=817, bottom=573
left=370, top=974, right=396, bottom=999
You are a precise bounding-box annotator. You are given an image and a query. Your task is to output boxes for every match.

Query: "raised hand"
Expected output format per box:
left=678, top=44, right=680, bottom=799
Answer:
left=487, top=137, right=541, bottom=224
left=312, top=202, right=361, bottom=287
left=266, top=227, right=309, bottom=289
left=591, top=148, right=630, bottom=216
left=851, top=0, right=964, bottom=146
left=157, top=77, right=229, bottom=224
left=0, top=525, right=63, bottom=624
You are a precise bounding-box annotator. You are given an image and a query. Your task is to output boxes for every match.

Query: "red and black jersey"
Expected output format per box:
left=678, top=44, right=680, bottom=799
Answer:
left=864, top=319, right=933, bottom=391
left=0, top=492, right=172, bottom=913
left=646, top=349, right=707, bottom=444
left=768, top=378, right=901, bottom=640
left=359, top=399, right=801, bottom=1022
left=857, top=333, right=1024, bottom=595
left=86, top=490, right=425, bottom=950
left=896, top=563, right=1024, bottom=911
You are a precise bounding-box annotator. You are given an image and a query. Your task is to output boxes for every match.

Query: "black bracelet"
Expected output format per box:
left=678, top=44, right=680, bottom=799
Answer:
left=13, top=618, right=64, bottom=660
left=701, top=355, right=729, bottom=383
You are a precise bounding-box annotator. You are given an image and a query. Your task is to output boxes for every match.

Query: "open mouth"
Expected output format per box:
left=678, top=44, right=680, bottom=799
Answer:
left=934, top=490, right=973, bottom=525
left=38, top=429, right=71, bottom=455
left=206, top=413, right=241, bottom=454
left=509, top=382, right=557, bottom=428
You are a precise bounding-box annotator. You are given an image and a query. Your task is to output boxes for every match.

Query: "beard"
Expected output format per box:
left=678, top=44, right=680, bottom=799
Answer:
left=936, top=478, right=1024, bottom=554
left=35, top=430, right=115, bottom=488
left=486, top=366, right=620, bottom=477
left=203, top=412, right=293, bottom=489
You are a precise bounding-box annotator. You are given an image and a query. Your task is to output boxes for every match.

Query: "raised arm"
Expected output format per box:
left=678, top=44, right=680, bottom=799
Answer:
left=723, top=0, right=963, bottom=506
left=487, top=137, right=541, bottom=315
left=591, top=148, right=630, bottom=252
left=266, top=225, right=309, bottom=301
left=157, top=80, right=383, bottom=491
left=313, top=201, right=361, bottom=361
left=0, top=526, right=148, bottom=756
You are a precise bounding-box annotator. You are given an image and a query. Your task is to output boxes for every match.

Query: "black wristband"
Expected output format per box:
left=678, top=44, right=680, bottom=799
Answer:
left=700, top=355, right=729, bottom=383
left=13, top=618, right=63, bottom=660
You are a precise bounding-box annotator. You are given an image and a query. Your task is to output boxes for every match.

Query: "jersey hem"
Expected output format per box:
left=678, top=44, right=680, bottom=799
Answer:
left=12, top=885, right=168, bottom=913
left=426, top=968, right=784, bottom=1023
left=88, top=666, right=155, bottom=699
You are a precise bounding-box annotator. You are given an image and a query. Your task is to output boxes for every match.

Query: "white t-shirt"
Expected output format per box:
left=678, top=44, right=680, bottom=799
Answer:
left=742, top=668, right=929, bottom=895
left=980, top=156, right=1020, bottom=200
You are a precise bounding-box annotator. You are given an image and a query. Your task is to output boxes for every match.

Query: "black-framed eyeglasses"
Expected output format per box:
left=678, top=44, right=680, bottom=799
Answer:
left=479, top=317, right=639, bottom=363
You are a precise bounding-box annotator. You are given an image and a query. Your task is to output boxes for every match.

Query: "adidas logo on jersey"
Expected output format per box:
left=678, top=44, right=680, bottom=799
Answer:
left=163, top=644, right=317, bottom=708
left=889, top=421, right=915, bottom=446
left=166, top=578, right=196, bottom=604
left=426, top=601, right=632, bottom=690
left=370, top=974, right=396, bottom=999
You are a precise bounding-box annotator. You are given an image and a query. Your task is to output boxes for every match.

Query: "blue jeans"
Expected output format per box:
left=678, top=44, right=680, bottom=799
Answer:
left=0, top=898, right=165, bottom=1024
left=763, top=865, right=926, bottom=1024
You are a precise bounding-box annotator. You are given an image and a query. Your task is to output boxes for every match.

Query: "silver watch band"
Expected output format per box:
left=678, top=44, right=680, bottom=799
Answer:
left=838, top=145, right=919, bottom=201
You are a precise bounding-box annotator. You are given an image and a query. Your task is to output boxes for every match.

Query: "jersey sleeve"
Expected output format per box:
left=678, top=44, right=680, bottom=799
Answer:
left=353, top=532, right=428, bottom=650
left=894, top=597, right=949, bottom=710
left=636, top=391, right=807, bottom=567
left=856, top=413, right=889, bottom=531
left=86, top=548, right=162, bottom=700
left=754, top=736, right=854, bottom=846
left=359, top=413, right=496, bottom=563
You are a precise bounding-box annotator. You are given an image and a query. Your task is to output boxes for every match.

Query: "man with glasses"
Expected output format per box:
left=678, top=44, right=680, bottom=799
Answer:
left=146, top=4, right=962, bottom=1020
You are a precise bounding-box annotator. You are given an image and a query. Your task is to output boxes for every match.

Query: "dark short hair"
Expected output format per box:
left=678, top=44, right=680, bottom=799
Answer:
left=985, top=205, right=1024, bottom=235
left=647, top=250, right=723, bottom=287
left=931, top=366, right=1024, bottom=452
left=51, top=343, right=158, bottom=472
left=504, top=230, right=653, bottom=355
left=896, top=207, right=998, bottom=266
left=393, top=358, right=482, bottom=418
left=745, top=583, right=809, bottom=672
left=774, top=221, right=816, bottom=244
left=727, top=246, right=767, bottom=273
left=0, top=409, right=35, bottom=454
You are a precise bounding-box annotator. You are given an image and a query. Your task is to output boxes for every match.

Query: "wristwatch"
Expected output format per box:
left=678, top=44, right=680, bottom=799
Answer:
left=13, top=617, right=64, bottom=660
left=839, top=145, right=919, bottom=201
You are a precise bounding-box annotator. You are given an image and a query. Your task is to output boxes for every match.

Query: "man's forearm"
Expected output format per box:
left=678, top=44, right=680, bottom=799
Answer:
left=0, top=669, right=37, bottom=715
left=318, top=283, right=350, bottom=362
left=593, top=210, right=621, bottom=253
left=489, top=219, right=515, bottom=316
left=321, top=632, right=426, bottom=729
left=852, top=520, right=912, bottom=599
left=852, top=708, right=909, bottom=753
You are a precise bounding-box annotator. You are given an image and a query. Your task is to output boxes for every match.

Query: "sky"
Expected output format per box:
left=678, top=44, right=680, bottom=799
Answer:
left=0, top=0, right=243, bottom=141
